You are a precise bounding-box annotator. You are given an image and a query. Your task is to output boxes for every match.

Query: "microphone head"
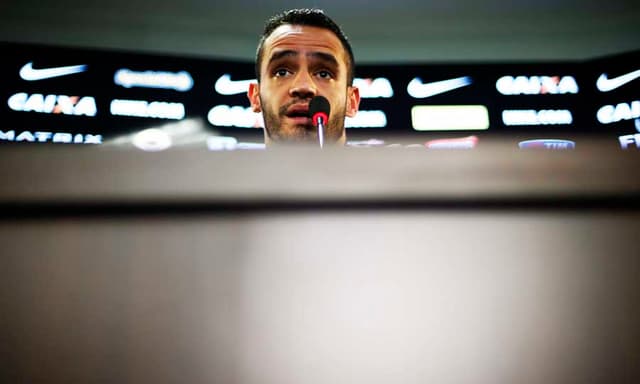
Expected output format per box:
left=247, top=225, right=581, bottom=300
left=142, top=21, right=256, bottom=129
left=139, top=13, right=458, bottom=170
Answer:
left=309, top=96, right=330, bottom=126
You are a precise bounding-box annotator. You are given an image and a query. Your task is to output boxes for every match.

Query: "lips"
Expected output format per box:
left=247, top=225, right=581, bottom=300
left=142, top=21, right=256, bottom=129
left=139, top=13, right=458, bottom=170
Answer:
left=285, top=104, right=310, bottom=117
left=285, top=103, right=311, bottom=124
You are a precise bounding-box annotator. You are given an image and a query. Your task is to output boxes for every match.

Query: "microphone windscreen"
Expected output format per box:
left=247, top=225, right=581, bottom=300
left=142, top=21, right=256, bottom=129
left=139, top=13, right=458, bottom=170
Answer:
left=309, top=96, right=330, bottom=125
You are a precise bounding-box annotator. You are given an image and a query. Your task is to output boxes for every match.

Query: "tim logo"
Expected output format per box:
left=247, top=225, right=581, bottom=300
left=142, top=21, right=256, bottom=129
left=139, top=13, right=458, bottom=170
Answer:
left=518, top=139, right=575, bottom=149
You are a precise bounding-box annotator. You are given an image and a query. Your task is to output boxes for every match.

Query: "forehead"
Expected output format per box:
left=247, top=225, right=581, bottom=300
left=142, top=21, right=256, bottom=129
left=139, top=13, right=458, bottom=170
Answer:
left=262, top=24, right=346, bottom=65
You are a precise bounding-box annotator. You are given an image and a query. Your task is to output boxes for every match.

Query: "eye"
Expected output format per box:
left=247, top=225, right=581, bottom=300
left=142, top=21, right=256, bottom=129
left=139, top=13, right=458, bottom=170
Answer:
left=316, top=70, right=333, bottom=79
left=274, top=68, right=291, bottom=77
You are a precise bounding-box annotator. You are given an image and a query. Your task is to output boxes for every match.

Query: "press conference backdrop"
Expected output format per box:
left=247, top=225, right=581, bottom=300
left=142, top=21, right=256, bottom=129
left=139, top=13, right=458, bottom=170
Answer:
left=1, top=41, right=639, bottom=150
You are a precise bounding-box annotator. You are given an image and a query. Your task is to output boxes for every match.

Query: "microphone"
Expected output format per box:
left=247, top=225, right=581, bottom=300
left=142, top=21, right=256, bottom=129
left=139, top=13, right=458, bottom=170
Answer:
left=309, top=96, right=330, bottom=148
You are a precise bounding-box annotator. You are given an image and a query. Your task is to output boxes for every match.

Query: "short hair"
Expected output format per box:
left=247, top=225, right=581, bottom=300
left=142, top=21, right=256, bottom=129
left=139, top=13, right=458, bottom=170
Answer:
left=255, top=8, right=355, bottom=85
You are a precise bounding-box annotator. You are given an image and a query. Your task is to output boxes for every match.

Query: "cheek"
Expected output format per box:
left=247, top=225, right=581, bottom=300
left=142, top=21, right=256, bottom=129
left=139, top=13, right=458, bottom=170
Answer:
left=261, top=86, right=283, bottom=107
left=331, top=92, right=348, bottom=112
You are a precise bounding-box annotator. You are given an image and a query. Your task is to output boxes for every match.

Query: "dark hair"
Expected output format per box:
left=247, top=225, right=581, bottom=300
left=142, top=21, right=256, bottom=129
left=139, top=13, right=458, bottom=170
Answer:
left=255, top=8, right=355, bottom=85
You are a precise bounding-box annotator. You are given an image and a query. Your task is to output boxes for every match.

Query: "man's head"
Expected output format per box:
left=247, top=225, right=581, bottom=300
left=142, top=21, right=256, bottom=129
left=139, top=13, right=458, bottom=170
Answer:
left=248, top=9, right=360, bottom=146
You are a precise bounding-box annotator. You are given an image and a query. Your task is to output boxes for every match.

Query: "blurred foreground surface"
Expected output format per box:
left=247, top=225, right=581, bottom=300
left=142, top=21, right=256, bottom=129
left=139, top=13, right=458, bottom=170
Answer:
left=1, top=139, right=639, bottom=384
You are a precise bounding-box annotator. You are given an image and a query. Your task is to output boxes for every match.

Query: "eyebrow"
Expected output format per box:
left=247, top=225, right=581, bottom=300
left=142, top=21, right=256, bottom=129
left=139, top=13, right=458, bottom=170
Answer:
left=267, top=50, right=340, bottom=68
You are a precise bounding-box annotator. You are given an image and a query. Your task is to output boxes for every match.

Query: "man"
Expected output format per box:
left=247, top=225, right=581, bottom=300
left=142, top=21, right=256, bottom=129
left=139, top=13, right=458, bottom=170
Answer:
left=248, top=9, right=360, bottom=146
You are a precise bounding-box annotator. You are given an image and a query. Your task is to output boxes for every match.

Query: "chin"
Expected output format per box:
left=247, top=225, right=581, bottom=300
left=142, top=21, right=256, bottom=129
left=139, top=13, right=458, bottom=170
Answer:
left=287, top=125, right=318, bottom=141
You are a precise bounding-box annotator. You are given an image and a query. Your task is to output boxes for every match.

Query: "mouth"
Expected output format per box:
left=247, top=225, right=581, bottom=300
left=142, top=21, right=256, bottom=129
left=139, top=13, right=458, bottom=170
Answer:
left=284, top=104, right=311, bottom=125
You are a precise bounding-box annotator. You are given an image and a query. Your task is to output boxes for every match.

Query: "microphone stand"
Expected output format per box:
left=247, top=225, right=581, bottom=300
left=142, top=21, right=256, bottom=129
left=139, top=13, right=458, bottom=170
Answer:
left=316, top=117, right=324, bottom=149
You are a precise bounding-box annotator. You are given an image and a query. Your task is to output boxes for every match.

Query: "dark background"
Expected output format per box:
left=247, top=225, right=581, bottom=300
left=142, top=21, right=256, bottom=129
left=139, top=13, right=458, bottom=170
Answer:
left=1, top=0, right=638, bottom=63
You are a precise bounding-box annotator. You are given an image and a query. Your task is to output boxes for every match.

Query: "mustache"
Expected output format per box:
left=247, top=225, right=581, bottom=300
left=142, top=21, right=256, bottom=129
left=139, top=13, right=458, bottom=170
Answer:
left=278, top=98, right=312, bottom=117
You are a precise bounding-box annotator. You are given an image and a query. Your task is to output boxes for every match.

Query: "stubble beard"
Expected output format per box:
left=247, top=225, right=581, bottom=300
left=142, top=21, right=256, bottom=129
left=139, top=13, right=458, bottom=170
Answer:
left=261, top=96, right=346, bottom=145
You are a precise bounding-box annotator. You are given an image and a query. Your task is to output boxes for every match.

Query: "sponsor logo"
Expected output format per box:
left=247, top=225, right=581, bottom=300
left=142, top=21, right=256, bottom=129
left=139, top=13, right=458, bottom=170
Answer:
left=206, top=104, right=386, bottom=129
left=596, top=69, right=640, bottom=92
left=384, top=143, right=433, bottom=148
left=214, top=74, right=255, bottom=95
left=131, top=128, right=172, bottom=151
left=19, top=62, right=88, bottom=81
left=235, top=142, right=266, bottom=150
left=411, top=105, right=489, bottom=131
left=353, top=77, right=394, bottom=98
left=8, top=93, right=97, bottom=116
left=0, top=130, right=101, bottom=144
left=208, top=105, right=263, bottom=128
left=407, top=76, right=472, bottom=98
left=214, top=74, right=394, bottom=98
left=619, top=133, right=640, bottom=149
left=206, top=136, right=265, bottom=151
left=114, top=69, right=193, bottom=91
left=597, top=101, right=640, bottom=124
left=345, top=139, right=386, bottom=148
left=502, top=109, right=573, bottom=126
left=207, top=136, right=238, bottom=150
left=425, top=135, right=478, bottom=149
left=110, top=99, right=185, bottom=119
left=496, top=75, right=578, bottom=95
left=518, top=139, right=575, bottom=149
left=346, top=110, right=387, bottom=128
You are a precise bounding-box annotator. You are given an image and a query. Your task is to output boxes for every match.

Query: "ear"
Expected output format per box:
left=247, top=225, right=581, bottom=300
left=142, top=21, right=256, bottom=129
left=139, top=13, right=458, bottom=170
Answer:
left=346, top=86, right=360, bottom=117
left=248, top=82, right=262, bottom=112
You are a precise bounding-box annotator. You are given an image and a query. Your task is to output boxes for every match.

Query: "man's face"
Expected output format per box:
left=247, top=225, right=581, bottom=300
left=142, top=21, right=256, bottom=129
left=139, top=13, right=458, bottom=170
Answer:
left=248, top=24, right=360, bottom=145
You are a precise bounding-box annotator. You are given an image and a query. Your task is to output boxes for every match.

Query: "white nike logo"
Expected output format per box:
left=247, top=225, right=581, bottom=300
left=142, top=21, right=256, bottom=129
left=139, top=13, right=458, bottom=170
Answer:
left=214, top=74, right=255, bottom=95
left=19, top=62, right=88, bottom=81
left=407, top=76, right=472, bottom=98
left=596, top=69, right=640, bottom=92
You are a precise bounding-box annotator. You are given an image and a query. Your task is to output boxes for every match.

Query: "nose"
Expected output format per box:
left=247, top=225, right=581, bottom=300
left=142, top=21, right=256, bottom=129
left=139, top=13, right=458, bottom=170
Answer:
left=289, top=71, right=317, bottom=99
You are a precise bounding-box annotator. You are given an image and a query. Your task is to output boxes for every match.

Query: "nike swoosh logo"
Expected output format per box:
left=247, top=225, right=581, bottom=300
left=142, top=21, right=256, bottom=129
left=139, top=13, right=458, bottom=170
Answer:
left=19, top=62, right=88, bottom=81
left=407, top=76, right=472, bottom=98
left=596, top=69, right=640, bottom=92
left=215, top=74, right=255, bottom=95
